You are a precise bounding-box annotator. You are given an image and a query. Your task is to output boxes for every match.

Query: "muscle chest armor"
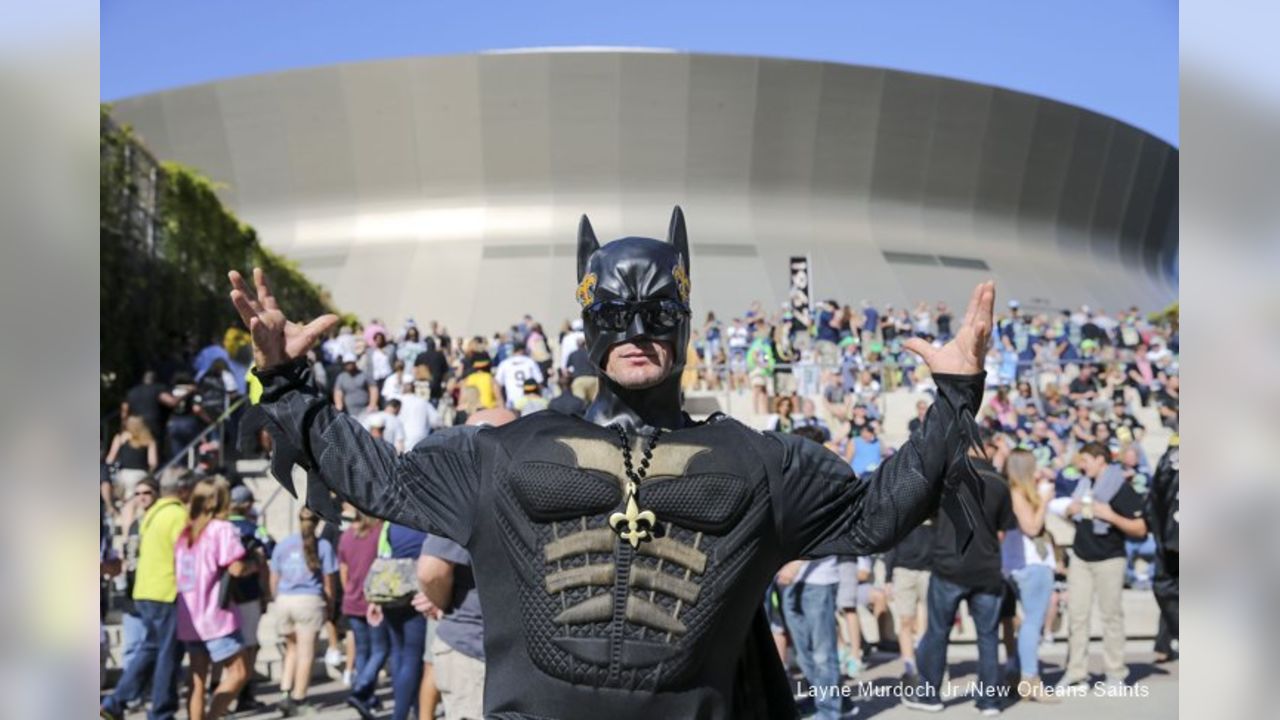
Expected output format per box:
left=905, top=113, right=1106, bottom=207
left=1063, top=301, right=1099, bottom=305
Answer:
left=481, top=412, right=777, bottom=692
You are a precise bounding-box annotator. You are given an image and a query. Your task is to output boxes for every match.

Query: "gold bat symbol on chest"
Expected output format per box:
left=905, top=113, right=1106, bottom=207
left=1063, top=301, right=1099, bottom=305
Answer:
left=555, top=438, right=710, bottom=547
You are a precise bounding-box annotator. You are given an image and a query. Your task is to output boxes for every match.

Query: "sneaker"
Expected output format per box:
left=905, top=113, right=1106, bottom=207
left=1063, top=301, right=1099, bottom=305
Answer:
left=278, top=696, right=298, bottom=718
left=99, top=708, right=122, bottom=720
left=324, top=647, right=345, bottom=668
left=845, top=656, right=861, bottom=678
left=346, top=695, right=377, bottom=720
left=901, top=697, right=944, bottom=713
left=975, top=707, right=1001, bottom=717
left=342, top=668, right=353, bottom=686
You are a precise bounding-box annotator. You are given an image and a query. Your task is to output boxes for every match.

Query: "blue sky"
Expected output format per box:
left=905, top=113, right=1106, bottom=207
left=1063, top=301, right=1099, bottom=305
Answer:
left=101, top=0, right=1178, bottom=144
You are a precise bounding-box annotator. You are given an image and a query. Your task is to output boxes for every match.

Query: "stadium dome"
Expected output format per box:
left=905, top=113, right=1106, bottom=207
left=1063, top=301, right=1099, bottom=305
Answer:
left=110, top=50, right=1178, bottom=332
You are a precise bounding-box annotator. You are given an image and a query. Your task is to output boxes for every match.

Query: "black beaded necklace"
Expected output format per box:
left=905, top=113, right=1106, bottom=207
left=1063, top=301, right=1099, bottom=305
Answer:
left=614, top=424, right=661, bottom=483
left=608, top=424, right=663, bottom=547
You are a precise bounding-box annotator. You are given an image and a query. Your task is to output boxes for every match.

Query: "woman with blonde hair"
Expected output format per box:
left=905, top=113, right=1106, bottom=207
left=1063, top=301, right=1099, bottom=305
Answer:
left=105, top=415, right=159, bottom=503
left=270, top=506, right=338, bottom=716
left=1001, top=450, right=1060, bottom=702
left=174, top=477, right=253, bottom=720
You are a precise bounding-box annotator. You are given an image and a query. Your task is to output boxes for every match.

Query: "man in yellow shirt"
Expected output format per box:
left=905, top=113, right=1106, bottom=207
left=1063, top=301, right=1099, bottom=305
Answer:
left=101, top=470, right=193, bottom=720
left=462, top=353, right=500, bottom=411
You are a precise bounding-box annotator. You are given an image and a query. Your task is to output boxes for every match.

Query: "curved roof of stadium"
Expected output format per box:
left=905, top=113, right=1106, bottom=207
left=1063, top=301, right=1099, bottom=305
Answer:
left=110, top=50, right=1177, bottom=332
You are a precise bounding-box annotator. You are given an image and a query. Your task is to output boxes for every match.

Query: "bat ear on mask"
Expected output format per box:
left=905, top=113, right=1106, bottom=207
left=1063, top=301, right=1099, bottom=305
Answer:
left=667, top=205, right=689, bottom=274
left=577, top=214, right=600, bottom=282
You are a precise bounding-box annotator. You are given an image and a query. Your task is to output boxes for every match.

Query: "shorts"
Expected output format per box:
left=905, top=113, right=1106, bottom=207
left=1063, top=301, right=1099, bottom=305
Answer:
left=423, top=618, right=438, bottom=663
left=774, top=372, right=797, bottom=396
left=114, top=469, right=148, bottom=502
left=891, top=568, right=930, bottom=619
left=236, top=600, right=262, bottom=647
left=275, top=593, right=326, bottom=638
left=186, top=630, right=245, bottom=664
left=432, top=637, right=486, bottom=720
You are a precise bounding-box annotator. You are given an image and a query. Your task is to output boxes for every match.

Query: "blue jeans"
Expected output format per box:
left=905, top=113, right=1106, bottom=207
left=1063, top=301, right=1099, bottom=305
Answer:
left=121, top=610, right=146, bottom=673
left=386, top=607, right=426, bottom=720
left=1125, top=534, right=1157, bottom=585
left=916, top=576, right=1003, bottom=711
left=780, top=583, right=841, bottom=720
left=101, top=600, right=183, bottom=720
left=348, top=614, right=390, bottom=703
left=1010, top=565, right=1055, bottom=678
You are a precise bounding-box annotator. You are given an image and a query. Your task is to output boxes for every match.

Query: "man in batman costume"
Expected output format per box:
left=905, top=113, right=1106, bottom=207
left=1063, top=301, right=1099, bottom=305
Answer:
left=229, top=207, right=995, bottom=719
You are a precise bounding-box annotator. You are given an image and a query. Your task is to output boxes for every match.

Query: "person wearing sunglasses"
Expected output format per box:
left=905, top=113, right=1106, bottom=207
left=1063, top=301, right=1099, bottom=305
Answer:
left=231, top=207, right=995, bottom=720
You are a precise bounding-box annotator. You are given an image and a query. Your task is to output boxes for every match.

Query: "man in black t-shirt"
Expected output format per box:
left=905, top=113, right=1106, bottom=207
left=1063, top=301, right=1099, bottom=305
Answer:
left=906, top=441, right=1016, bottom=714
left=123, top=370, right=174, bottom=439
left=1057, top=443, right=1147, bottom=689
left=1067, top=364, right=1100, bottom=406
left=413, top=338, right=451, bottom=406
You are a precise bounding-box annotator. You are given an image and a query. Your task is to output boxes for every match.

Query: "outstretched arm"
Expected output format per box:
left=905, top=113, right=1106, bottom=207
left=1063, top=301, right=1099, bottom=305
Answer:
left=770, top=371, right=985, bottom=557
left=771, top=282, right=995, bottom=558
left=230, top=268, right=479, bottom=540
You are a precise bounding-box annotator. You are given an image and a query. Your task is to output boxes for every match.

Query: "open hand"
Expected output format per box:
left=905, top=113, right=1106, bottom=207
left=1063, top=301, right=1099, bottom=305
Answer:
left=903, top=281, right=995, bottom=375
left=228, top=267, right=339, bottom=370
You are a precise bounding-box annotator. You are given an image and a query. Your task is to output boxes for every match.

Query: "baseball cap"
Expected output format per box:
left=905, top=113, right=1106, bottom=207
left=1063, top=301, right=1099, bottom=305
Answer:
left=522, top=379, right=540, bottom=393
left=342, top=352, right=358, bottom=363
left=1008, top=299, right=1020, bottom=309
left=230, top=485, right=254, bottom=505
left=570, top=318, right=584, bottom=332
left=366, top=414, right=386, bottom=429
left=471, top=351, right=492, bottom=370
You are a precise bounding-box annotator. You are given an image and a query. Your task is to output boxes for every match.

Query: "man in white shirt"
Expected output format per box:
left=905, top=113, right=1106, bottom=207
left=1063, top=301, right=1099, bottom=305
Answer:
left=396, top=381, right=441, bottom=451
left=494, top=345, right=544, bottom=408
left=559, top=319, right=586, bottom=377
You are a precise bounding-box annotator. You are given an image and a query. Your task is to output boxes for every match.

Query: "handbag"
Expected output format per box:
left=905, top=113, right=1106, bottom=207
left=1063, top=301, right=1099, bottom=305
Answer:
left=362, top=523, right=416, bottom=608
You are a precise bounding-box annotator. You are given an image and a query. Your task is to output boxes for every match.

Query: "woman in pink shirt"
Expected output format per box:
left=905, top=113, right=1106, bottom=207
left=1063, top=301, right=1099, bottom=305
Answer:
left=175, top=478, right=254, bottom=720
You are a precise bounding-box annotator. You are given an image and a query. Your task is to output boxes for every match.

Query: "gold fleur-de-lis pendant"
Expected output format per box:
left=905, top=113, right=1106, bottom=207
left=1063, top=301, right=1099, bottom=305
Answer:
left=609, top=481, right=657, bottom=548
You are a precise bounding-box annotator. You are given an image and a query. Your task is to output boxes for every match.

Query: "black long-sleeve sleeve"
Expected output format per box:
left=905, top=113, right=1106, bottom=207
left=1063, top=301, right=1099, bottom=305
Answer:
left=253, top=358, right=481, bottom=544
left=767, top=372, right=985, bottom=559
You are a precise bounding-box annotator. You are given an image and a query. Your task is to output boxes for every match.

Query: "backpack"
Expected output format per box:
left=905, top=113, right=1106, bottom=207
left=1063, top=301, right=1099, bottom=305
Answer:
left=362, top=522, right=417, bottom=608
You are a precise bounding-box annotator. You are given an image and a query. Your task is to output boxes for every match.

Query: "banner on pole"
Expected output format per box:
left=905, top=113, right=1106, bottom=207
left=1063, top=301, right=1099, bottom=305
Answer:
left=788, top=256, right=813, bottom=330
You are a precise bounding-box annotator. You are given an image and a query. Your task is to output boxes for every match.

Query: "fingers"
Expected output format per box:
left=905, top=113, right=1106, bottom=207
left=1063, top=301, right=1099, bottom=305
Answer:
left=301, top=314, right=341, bottom=345
left=229, top=289, right=261, bottom=328
left=253, top=267, right=280, bottom=312
left=228, top=270, right=264, bottom=318
left=902, top=337, right=935, bottom=362
left=961, top=281, right=983, bottom=330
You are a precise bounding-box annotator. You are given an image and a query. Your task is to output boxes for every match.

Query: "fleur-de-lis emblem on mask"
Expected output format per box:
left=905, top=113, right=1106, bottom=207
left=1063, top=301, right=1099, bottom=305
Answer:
left=672, top=262, right=690, bottom=304
left=576, top=272, right=598, bottom=308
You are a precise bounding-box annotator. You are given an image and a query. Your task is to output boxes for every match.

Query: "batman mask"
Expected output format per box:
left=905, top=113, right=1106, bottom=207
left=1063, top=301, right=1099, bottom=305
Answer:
left=576, top=206, right=692, bottom=375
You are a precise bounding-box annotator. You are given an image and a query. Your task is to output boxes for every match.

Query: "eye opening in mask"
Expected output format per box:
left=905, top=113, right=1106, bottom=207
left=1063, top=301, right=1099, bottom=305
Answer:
left=584, top=299, right=690, bottom=333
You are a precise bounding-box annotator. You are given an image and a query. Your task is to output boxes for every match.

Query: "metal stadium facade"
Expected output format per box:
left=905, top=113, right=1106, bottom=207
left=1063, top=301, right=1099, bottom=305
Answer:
left=110, top=50, right=1178, bottom=332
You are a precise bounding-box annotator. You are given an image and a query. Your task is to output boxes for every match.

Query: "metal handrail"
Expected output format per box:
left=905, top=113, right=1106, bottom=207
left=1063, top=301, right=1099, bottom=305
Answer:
left=155, top=395, right=247, bottom=476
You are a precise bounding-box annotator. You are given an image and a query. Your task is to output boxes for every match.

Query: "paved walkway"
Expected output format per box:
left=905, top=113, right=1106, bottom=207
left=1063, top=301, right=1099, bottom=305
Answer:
left=112, top=639, right=1176, bottom=719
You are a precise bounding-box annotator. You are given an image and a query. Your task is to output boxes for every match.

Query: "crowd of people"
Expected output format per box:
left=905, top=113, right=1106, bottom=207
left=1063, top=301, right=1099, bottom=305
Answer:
left=100, top=298, right=1178, bottom=718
